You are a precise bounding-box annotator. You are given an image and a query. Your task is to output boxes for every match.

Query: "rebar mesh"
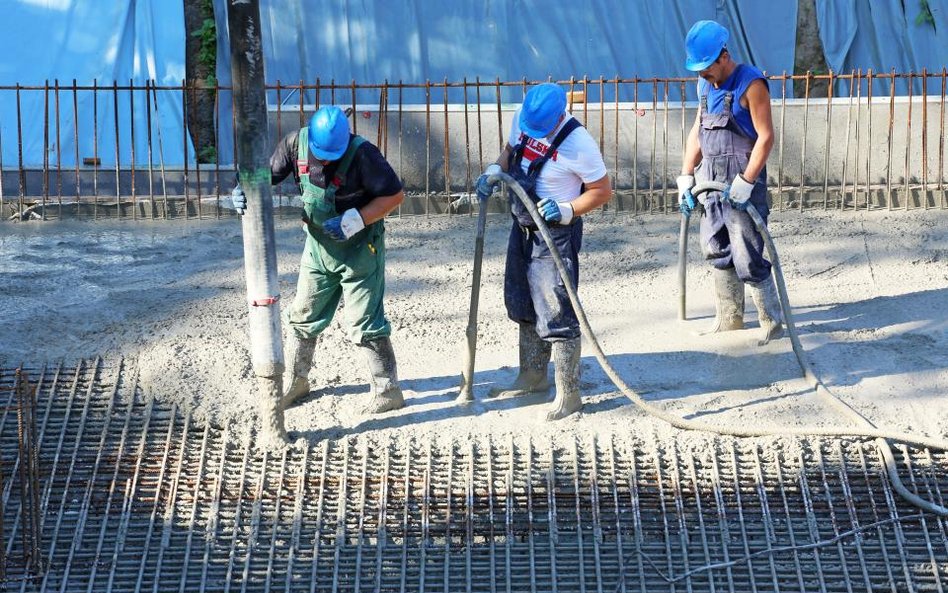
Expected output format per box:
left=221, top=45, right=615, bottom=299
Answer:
left=0, top=359, right=945, bottom=592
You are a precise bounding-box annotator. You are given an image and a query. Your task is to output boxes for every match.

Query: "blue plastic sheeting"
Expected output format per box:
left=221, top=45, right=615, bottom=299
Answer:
left=0, top=0, right=192, bottom=168
left=215, top=0, right=797, bottom=101
left=817, top=0, right=948, bottom=95
left=212, top=0, right=798, bottom=164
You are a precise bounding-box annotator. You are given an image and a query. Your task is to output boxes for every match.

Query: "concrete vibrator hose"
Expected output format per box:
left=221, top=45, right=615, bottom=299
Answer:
left=680, top=181, right=948, bottom=516
left=461, top=172, right=948, bottom=516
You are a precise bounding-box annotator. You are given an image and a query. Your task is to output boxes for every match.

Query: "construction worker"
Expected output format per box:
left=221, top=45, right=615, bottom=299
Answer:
left=677, top=20, right=784, bottom=345
left=233, top=105, right=406, bottom=415
left=475, top=83, right=612, bottom=420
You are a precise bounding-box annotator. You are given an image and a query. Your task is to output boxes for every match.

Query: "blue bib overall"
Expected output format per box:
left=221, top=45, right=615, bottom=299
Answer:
left=696, top=88, right=773, bottom=284
left=503, top=118, right=585, bottom=341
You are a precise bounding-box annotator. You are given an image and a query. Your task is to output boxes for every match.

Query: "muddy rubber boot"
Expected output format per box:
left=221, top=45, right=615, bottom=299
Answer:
left=544, top=338, right=582, bottom=421
left=487, top=322, right=552, bottom=398
left=702, top=267, right=745, bottom=334
left=256, top=376, right=289, bottom=449
left=281, top=334, right=317, bottom=411
left=748, top=275, right=785, bottom=346
left=361, top=337, right=405, bottom=414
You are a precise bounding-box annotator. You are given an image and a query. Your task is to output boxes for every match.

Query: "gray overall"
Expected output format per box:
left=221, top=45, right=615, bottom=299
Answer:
left=695, top=91, right=772, bottom=284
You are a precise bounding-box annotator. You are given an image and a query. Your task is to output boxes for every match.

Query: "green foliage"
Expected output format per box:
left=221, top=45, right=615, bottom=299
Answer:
left=916, top=0, right=936, bottom=29
left=191, top=17, right=217, bottom=70
left=198, top=146, right=217, bottom=164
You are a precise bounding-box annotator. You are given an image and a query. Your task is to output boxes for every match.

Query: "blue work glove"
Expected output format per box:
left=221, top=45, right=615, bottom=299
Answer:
left=676, top=174, right=696, bottom=216
left=537, top=197, right=574, bottom=225
left=231, top=184, right=247, bottom=215
left=322, top=208, right=365, bottom=241
left=475, top=164, right=502, bottom=199
left=726, top=174, right=755, bottom=211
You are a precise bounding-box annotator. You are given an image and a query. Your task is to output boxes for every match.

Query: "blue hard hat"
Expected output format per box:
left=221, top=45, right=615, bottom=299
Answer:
left=685, top=20, right=729, bottom=72
left=519, top=83, right=567, bottom=138
left=307, top=106, right=350, bottom=161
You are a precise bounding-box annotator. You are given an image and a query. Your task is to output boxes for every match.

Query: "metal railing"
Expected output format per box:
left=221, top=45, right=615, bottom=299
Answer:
left=1, top=70, right=946, bottom=221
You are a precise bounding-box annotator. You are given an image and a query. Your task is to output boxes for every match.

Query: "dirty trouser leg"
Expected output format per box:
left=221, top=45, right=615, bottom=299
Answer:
left=718, top=196, right=783, bottom=344
left=280, top=236, right=344, bottom=414
left=523, top=221, right=584, bottom=420
left=494, top=222, right=552, bottom=397
left=700, top=198, right=745, bottom=332
left=285, top=236, right=345, bottom=339
left=328, top=226, right=401, bottom=413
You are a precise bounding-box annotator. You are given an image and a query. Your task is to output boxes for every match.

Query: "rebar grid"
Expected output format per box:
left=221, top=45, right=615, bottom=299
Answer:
left=2, top=71, right=947, bottom=221
left=0, top=359, right=945, bottom=592
left=0, top=369, right=45, bottom=584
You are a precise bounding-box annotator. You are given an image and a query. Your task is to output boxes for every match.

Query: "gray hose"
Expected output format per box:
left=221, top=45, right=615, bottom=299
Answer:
left=489, top=172, right=947, bottom=516
left=457, top=192, right=490, bottom=403
left=677, top=213, right=692, bottom=321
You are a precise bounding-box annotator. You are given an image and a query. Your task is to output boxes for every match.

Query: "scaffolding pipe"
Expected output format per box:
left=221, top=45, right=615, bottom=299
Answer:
left=226, top=0, right=286, bottom=444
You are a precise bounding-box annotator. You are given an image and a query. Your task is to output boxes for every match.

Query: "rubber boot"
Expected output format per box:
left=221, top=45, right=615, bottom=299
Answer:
left=360, top=337, right=405, bottom=414
left=748, top=275, right=785, bottom=346
left=702, top=267, right=745, bottom=334
left=256, top=375, right=289, bottom=449
left=487, top=322, right=552, bottom=398
left=281, top=334, right=317, bottom=411
left=544, top=338, right=582, bottom=421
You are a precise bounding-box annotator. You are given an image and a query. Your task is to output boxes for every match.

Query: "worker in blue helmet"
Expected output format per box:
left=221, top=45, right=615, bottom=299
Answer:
left=232, top=105, right=406, bottom=416
left=677, top=20, right=784, bottom=345
left=473, top=82, right=613, bottom=420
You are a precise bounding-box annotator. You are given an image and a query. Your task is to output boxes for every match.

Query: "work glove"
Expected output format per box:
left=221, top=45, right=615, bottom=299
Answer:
left=475, top=163, right=502, bottom=199
left=537, top=197, right=574, bottom=225
left=322, top=208, right=365, bottom=241
left=726, top=174, right=755, bottom=211
left=676, top=174, right=696, bottom=216
left=231, top=184, right=247, bottom=215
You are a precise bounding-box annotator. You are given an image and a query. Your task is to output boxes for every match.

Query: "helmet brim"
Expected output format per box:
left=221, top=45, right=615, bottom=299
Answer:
left=310, top=143, right=347, bottom=161
left=519, top=111, right=562, bottom=139
left=685, top=56, right=716, bottom=72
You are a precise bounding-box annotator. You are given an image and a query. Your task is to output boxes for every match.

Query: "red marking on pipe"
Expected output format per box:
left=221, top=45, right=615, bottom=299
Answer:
left=250, top=295, right=281, bottom=307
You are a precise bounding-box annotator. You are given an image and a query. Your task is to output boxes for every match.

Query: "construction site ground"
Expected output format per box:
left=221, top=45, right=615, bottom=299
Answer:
left=1, top=206, right=947, bottom=591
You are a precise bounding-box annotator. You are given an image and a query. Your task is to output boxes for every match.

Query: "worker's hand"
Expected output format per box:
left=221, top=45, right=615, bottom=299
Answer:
left=537, top=197, right=574, bottom=225
left=475, top=164, right=502, bottom=199
left=726, top=174, right=755, bottom=211
left=676, top=174, right=696, bottom=216
left=322, top=208, right=365, bottom=241
left=231, top=184, right=247, bottom=215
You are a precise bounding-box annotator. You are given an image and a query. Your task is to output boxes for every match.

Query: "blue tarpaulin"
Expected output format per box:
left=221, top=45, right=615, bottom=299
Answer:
left=214, top=0, right=798, bottom=103
left=0, top=0, right=192, bottom=168
left=212, top=0, right=799, bottom=164
left=816, top=0, right=948, bottom=95
left=3, top=1, right=946, bottom=168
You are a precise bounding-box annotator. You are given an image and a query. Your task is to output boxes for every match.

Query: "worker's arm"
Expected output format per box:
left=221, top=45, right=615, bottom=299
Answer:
left=493, top=144, right=513, bottom=171
left=269, top=131, right=299, bottom=185
left=741, top=79, right=774, bottom=183
left=567, top=174, right=612, bottom=216
left=681, top=111, right=702, bottom=175
left=358, top=190, right=404, bottom=225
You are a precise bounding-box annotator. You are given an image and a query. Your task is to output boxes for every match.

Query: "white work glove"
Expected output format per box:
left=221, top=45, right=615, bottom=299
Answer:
left=537, top=197, right=574, bottom=225
left=322, top=207, right=365, bottom=241
left=727, top=174, right=755, bottom=210
left=475, top=163, right=503, bottom=198
left=676, top=174, right=696, bottom=214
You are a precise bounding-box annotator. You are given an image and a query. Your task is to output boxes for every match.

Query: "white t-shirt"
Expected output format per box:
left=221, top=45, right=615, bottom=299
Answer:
left=507, top=110, right=608, bottom=204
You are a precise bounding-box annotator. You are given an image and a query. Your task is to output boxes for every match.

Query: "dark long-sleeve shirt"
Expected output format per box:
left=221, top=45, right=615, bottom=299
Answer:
left=270, top=130, right=402, bottom=214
